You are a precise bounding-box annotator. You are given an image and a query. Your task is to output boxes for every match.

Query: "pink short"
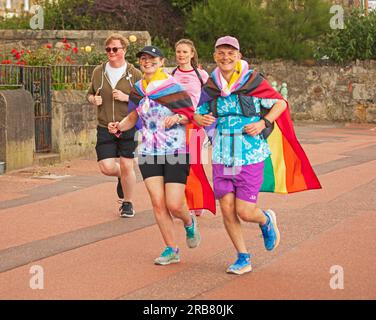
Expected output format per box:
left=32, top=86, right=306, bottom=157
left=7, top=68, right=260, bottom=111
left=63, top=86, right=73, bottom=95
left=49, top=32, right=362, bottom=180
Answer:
left=212, top=162, right=264, bottom=203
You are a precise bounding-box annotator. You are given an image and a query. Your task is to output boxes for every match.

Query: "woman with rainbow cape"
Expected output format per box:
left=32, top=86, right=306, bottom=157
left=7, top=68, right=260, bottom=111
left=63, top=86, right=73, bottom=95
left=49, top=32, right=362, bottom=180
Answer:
left=108, top=45, right=204, bottom=266
left=194, top=36, right=321, bottom=275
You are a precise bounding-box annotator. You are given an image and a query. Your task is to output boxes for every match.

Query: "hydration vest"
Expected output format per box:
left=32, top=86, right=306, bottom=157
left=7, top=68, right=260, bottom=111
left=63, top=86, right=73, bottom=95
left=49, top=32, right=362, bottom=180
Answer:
left=208, top=94, right=274, bottom=139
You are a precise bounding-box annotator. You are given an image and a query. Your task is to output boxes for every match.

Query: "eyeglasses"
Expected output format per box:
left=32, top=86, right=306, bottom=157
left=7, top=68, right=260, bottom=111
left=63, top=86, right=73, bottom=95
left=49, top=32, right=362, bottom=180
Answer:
left=105, top=47, right=124, bottom=53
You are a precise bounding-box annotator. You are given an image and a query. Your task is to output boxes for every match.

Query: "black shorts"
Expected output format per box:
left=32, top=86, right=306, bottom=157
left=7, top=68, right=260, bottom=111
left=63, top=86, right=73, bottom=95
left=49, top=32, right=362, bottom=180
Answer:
left=95, top=126, right=137, bottom=161
left=138, top=154, right=190, bottom=184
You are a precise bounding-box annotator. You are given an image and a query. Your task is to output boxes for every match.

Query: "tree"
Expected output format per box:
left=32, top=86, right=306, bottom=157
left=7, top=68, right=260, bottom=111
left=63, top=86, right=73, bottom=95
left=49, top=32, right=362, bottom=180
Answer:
left=315, top=9, right=376, bottom=62
left=186, top=0, right=264, bottom=59
left=186, top=0, right=332, bottom=61
left=260, top=0, right=332, bottom=60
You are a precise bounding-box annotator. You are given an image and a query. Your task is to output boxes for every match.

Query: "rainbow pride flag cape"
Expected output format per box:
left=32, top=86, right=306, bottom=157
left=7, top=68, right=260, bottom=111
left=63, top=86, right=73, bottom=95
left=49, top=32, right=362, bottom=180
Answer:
left=129, top=71, right=216, bottom=212
left=200, top=66, right=321, bottom=194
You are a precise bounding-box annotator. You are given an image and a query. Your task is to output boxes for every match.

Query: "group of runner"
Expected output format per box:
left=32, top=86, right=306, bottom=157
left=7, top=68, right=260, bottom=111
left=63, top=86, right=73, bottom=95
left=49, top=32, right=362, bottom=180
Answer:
left=87, top=33, right=319, bottom=275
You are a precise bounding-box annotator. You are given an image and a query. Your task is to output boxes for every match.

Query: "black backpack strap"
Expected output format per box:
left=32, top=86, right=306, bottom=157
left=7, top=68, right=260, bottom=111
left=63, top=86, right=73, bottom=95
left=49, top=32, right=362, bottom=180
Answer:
left=208, top=97, right=218, bottom=118
left=237, top=94, right=260, bottom=118
left=172, top=65, right=204, bottom=87
left=193, top=65, right=204, bottom=87
left=171, top=67, right=178, bottom=76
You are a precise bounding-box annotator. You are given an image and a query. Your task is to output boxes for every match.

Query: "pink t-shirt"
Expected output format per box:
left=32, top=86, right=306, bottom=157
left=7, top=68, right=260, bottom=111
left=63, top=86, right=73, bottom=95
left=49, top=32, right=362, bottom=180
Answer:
left=172, top=67, right=209, bottom=109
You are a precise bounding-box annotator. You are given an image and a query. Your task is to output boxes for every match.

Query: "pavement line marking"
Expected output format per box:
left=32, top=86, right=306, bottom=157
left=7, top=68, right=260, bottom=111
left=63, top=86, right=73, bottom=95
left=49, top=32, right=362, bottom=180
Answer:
left=0, top=209, right=156, bottom=273
left=313, top=144, right=376, bottom=175
left=1, top=143, right=374, bottom=211
left=0, top=173, right=143, bottom=210
left=118, top=178, right=376, bottom=300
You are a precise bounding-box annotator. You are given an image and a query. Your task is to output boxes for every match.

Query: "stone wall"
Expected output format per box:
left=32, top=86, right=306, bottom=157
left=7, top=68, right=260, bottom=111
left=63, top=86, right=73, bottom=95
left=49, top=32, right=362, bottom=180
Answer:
left=203, top=59, right=376, bottom=123
left=252, top=60, right=376, bottom=123
left=0, top=29, right=151, bottom=54
left=0, top=89, right=35, bottom=172
left=51, top=90, right=97, bottom=161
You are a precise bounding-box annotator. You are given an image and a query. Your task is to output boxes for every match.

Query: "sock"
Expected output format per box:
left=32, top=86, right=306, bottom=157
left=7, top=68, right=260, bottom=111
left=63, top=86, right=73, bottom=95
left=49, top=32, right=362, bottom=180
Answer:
left=238, top=252, right=250, bottom=258
left=185, top=218, right=193, bottom=228
left=167, top=246, right=179, bottom=253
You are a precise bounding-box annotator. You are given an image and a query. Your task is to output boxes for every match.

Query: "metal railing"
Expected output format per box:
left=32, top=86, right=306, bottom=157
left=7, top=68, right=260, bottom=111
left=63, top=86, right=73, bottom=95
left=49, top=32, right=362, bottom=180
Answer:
left=51, top=65, right=96, bottom=90
left=0, top=64, right=96, bottom=90
left=0, top=64, right=24, bottom=88
left=0, top=64, right=96, bottom=152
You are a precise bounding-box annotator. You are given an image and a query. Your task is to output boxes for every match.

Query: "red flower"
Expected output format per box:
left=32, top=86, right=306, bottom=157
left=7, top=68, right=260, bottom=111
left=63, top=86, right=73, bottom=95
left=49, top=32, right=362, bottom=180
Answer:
left=11, top=49, right=18, bottom=54
left=1, top=60, right=12, bottom=64
left=15, top=53, right=21, bottom=60
left=16, top=60, right=26, bottom=65
left=72, top=47, right=78, bottom=54
left=46, top=43, right=52, bottom=49
left=62, top=37, right=67, bottom=43
left=64, top=43, right=71, bottom=50
left=20, top=50, right=24, bottom=54
left=65, top=56, right=72, bottom=63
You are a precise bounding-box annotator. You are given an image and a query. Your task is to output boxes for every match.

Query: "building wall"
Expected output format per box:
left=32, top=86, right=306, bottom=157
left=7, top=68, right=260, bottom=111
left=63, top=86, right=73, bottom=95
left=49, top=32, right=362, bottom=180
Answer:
left=0, top=0, right=35, bottom=16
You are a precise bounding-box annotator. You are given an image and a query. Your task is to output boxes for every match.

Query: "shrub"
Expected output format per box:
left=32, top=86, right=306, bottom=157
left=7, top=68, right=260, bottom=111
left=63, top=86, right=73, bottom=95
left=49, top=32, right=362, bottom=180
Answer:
left=186, top=0, right=332, bottom=61
left=315, top=9, right=376, bottom=63
left=186, top=0, right=265, bottom=60
left=259, top=0, right=332, bottom=60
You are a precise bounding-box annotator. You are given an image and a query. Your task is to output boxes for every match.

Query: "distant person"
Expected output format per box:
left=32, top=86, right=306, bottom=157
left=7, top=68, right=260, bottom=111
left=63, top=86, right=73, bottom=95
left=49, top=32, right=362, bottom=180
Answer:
left=172, top=39, right=215, bottom=217
left=108, top=46, right=201, bottom=265
left=87, top=33, right=142, bottom=218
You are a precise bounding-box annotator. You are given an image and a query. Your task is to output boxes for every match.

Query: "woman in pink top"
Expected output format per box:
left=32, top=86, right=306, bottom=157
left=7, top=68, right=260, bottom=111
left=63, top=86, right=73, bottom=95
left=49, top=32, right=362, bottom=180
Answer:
left=173, top=39, right=210, bottom=217
left=172, top=39, right=209, bottom=109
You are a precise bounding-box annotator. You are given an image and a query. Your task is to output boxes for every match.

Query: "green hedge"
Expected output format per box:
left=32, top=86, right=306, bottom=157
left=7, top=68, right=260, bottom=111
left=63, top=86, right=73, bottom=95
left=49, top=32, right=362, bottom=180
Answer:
left=315, top=9, right=376, bottom=63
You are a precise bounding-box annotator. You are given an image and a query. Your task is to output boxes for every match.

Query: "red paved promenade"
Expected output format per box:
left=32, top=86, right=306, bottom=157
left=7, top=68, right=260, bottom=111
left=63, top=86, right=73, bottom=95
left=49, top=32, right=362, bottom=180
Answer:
left=0, top=123, right=375, bottom=300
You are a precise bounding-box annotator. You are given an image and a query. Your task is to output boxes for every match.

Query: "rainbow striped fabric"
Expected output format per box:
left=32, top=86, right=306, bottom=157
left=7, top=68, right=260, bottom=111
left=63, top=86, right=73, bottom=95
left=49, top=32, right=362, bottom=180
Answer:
left=128, top=69, right=216, bottom=213
left=200, top=63, right=321, bottom=194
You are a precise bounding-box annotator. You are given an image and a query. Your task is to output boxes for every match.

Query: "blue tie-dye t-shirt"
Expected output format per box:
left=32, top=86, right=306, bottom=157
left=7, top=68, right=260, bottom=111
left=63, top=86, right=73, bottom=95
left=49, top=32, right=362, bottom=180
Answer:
left=195, top=94, right=278, bottom=166
left=136, top=98, right=186, bottom=155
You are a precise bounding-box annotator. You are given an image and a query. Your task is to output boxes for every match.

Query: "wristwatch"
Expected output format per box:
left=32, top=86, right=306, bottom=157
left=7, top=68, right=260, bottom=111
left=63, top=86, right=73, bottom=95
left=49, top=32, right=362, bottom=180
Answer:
left=263, top=117, right=273, bottom=128
left=176, top=114, right=184, bottom=124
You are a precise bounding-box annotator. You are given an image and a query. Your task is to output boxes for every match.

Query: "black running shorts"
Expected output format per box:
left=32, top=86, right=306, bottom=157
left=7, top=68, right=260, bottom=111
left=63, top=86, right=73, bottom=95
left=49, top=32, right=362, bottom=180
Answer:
left=138, top=153, right=190, bottom=184
left=95, top=126, right=137, bottom=161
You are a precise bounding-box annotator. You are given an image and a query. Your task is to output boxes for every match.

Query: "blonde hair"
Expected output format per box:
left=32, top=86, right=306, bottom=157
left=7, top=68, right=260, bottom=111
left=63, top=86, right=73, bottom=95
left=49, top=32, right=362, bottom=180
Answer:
left=175, top=39, right=199, bottom=68
left=105, top=33, right=129, bottom=50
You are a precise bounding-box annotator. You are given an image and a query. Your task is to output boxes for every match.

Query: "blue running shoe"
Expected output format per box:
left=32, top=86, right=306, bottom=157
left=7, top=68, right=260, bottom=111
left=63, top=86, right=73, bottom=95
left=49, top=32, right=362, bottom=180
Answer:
left=226, top=253, right=252, bottom=275
left=185, top=214, right=201, bottom=248
left=260, top=209, right=280, bottom=251
left=154, top=247, right=180, bottom=265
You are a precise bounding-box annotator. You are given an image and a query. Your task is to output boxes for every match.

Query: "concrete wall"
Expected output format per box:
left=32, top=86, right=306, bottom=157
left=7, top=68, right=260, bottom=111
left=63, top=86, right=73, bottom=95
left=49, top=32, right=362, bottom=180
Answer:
left=0, top=89, right=34, bottom=172
left=0, top=29, right=151, bottom=54
left=51, top=90, right=97, bottom=161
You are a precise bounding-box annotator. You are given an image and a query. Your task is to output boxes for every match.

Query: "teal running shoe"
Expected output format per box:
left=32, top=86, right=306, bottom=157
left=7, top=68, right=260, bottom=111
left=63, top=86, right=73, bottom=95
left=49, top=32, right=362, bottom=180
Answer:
left=154, top=247, right=180, bottom=265
left=185, top=214, right=201, bottom=248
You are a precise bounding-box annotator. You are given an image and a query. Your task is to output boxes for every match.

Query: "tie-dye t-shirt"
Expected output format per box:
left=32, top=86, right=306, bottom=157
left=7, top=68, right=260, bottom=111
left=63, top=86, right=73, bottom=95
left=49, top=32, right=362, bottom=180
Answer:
left=196, top=94, right=278, bottom=166
left=136, top=97, right=186, bottom=155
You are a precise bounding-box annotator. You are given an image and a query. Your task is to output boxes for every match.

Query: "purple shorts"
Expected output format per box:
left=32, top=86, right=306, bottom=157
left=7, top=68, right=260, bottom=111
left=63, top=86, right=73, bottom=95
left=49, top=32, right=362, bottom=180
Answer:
left=212, top=162, right=264, bottom=203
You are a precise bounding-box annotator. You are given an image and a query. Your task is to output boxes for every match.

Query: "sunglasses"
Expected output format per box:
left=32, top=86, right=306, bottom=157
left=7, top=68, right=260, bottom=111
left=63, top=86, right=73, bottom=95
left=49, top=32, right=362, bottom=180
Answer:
left=105, top=47, right=124, bottom=53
